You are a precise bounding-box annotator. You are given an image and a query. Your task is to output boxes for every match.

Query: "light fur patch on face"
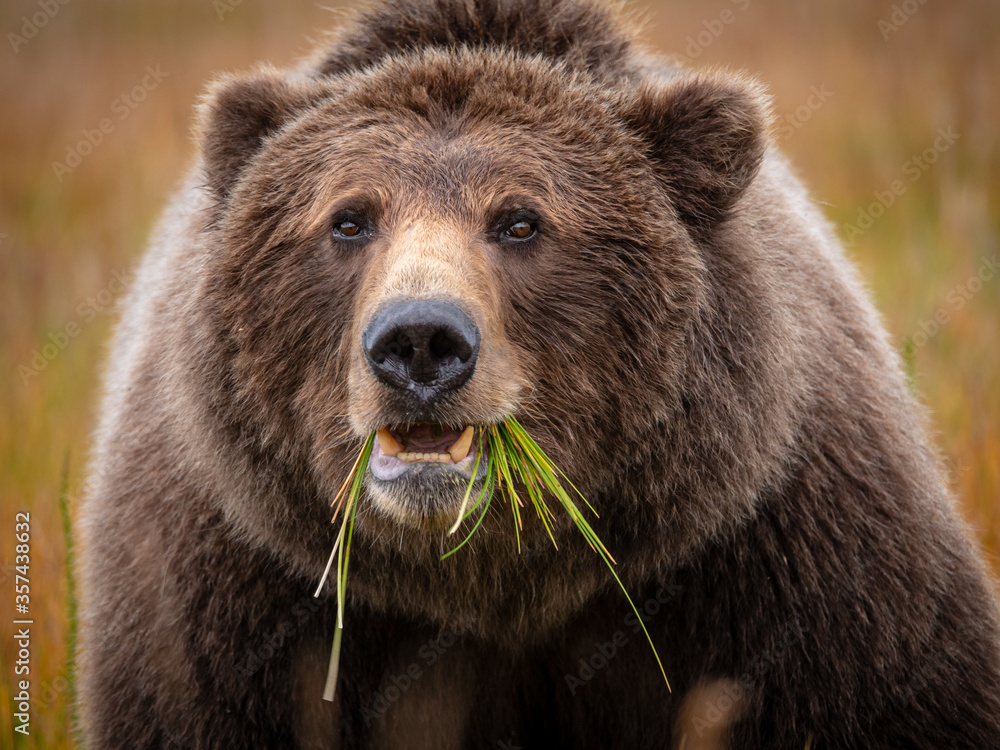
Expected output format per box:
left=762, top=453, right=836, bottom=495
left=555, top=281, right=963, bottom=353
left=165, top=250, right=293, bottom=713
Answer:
left=379, top=216, right=470, bottom=300
left=347, top=211, right=526, bottom=434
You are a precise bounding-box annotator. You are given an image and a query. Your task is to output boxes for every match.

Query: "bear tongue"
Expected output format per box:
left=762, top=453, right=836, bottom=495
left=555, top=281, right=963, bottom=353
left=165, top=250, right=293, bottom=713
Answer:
left=403, top=424, right=464, bottom=453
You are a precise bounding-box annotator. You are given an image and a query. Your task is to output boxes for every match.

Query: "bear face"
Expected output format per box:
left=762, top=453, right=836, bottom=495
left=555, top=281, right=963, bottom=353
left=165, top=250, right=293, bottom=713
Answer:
left=186, top=50, right=778, bottom=637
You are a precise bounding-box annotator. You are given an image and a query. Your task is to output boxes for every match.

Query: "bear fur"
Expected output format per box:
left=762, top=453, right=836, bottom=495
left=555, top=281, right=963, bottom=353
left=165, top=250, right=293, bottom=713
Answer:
left=79, top=0, right=1000, bottom=747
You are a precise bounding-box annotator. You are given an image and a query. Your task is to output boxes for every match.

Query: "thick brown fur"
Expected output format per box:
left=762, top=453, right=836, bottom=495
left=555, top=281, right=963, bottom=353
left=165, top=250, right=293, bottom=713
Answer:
left=79, top=0, right=1000, bottom=747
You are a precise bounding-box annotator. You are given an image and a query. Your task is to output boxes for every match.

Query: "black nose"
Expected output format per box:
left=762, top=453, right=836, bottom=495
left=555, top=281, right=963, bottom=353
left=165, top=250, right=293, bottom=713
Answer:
left=362, top=300, right=480, bottom=400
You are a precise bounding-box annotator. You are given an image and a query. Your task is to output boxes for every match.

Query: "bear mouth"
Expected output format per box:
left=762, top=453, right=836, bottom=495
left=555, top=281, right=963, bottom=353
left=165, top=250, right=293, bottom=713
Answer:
left=369, top=423, right=481, bottom=482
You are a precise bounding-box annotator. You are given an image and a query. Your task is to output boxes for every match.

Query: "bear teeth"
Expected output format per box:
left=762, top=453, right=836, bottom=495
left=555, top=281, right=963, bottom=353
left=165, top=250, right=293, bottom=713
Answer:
left=377, top=424, right=474, bottom=464
left=447, top=425, right=474, bottom=463
left=397, top=452, right=452, bottom=463
left=376, top=428, right=404, bottom=457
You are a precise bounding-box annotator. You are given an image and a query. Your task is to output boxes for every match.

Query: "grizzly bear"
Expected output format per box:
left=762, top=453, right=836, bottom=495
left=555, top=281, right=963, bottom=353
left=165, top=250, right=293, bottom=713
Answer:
left=79, top=0, right=1000, bottom=747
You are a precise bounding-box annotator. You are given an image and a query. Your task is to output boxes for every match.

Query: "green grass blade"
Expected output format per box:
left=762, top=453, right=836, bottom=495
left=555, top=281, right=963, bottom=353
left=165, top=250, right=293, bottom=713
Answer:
left=488, top=425, right=524, bottom=551
left=336, top=433, right=373, bottom=626
left=505, top=419, right=599, bottom=517
left=448, top=432, right=484, bottom=535
left=58, top=453, right=82, bottom=738
left=440, top=476, right=495, bottom=560
left=499, top=428, right=559, bottom=547
left=596, top=553, right=669, bottom=689
left=320, top=432, right=373, bottom=701
left=488, top=418, right=669, bottom=689
left=322, top=624, right=344, bottom=702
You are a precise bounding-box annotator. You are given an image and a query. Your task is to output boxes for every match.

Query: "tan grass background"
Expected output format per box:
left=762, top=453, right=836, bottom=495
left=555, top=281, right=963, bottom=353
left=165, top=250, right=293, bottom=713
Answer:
left=1, top=0, right=997, bottom=746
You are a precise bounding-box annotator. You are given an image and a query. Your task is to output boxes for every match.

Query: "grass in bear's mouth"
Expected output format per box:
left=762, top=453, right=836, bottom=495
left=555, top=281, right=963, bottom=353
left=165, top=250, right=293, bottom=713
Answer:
left=314, top=418, right=668, bottom=701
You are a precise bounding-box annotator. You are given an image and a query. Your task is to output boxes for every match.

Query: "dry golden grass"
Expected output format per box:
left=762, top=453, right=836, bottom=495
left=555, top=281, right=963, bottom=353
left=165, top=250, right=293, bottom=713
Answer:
left=1, top=0, right=997, bottom=746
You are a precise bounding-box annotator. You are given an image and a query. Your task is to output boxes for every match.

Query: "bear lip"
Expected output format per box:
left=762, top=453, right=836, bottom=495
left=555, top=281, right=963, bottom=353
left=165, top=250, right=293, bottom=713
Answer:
left=370, top=424, right=479, bottom=481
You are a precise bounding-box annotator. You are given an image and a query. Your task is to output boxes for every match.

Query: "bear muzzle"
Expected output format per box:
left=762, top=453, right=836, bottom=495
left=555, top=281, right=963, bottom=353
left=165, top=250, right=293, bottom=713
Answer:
left=361, top=299, right=488, bottom=487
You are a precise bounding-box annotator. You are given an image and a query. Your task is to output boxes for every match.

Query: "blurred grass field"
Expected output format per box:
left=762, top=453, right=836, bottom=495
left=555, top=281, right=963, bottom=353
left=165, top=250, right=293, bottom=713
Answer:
left=1, top=0, right=997, bottom=746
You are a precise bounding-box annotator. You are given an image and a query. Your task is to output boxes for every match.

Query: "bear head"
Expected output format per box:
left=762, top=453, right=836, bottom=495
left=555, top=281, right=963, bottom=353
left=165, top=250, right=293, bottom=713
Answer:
left=180, top=0, right=783, bottom=641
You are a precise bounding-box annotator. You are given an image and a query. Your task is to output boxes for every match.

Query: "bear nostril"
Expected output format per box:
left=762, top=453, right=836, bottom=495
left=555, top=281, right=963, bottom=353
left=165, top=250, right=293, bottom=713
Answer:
left=429, top=329, right=464, bottom=361
left=362, top=300, right=480, bottom=401
left=385, top=334, right=411, bottom=360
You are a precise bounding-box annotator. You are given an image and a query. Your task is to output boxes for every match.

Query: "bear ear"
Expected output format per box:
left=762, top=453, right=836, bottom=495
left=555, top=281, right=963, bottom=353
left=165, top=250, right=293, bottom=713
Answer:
left=623, top=72, right=771, bottom=236
left=196, top=68, right=318, bottom=200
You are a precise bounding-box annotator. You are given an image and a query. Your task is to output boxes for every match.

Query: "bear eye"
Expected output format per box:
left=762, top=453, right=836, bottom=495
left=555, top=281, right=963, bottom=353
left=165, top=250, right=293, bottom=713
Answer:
left=496, top=209, right=541, bottom=244
left=505, top=220, right=536, bottom=240
left=333, top=220, right=364, bottom=239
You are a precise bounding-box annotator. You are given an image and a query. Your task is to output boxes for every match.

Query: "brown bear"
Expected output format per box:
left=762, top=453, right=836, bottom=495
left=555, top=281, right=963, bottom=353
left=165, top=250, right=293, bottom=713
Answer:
left=78, top=0, right=1000, bottom=747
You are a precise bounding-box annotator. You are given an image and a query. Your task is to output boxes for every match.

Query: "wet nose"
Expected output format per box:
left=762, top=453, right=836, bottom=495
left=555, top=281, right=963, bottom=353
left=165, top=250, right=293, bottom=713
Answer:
left=362, top=300, right=480, bottom=401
